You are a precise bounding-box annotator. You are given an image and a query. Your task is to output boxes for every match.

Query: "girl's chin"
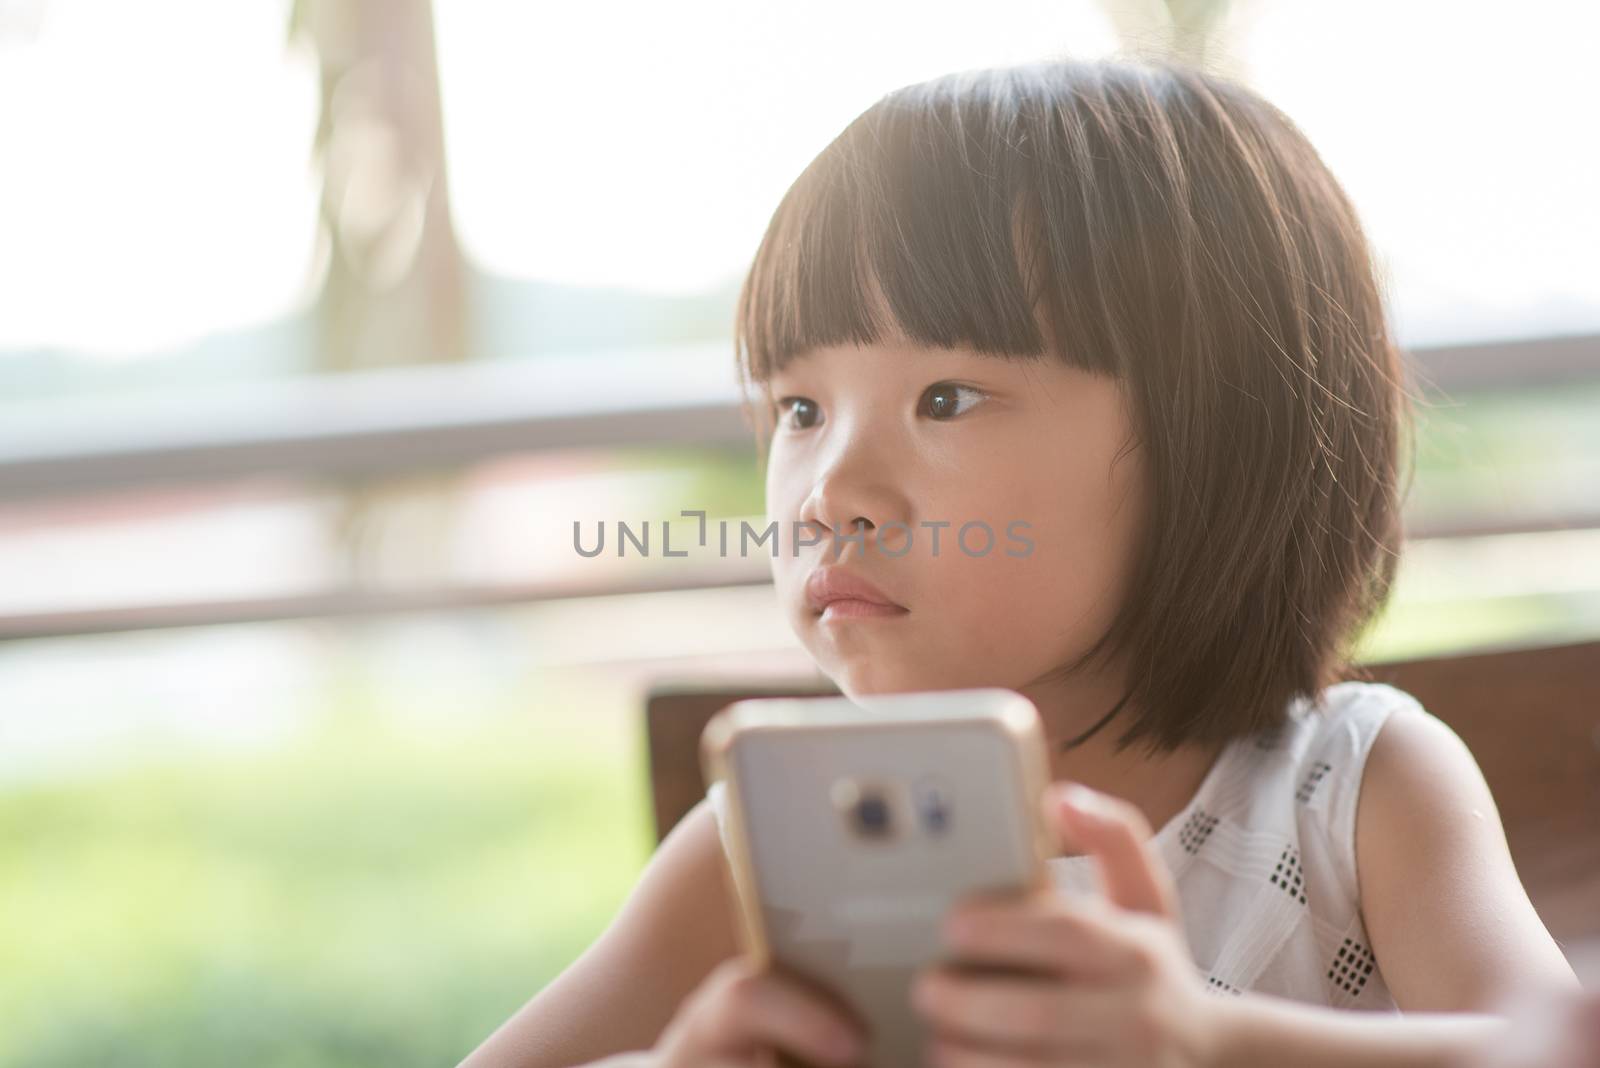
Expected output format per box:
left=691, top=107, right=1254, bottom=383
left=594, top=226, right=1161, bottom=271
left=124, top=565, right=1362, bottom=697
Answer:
left=818, top=665, right=897, bottom=698
left=826, top=667, right=958, bottom=699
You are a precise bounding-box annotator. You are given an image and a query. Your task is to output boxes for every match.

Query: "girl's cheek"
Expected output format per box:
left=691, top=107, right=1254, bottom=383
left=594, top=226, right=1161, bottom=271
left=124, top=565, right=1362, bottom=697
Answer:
left=763, top=464, right=806, bottom=522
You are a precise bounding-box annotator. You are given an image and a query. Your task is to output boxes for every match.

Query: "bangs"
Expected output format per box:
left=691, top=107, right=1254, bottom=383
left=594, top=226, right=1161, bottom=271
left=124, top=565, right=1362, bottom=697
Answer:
left=733, top=61, right=1142, bottom=419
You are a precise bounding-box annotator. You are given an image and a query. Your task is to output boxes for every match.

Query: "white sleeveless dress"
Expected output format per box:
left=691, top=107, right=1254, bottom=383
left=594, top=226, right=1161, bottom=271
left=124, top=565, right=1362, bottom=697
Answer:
left=706, top=680, right=1419, bottom=1011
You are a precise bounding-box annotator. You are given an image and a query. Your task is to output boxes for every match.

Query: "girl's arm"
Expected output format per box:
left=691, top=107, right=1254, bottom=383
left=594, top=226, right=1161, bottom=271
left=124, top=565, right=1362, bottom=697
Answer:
left=1351, top=700, right=1577, bottom=1009
left=1210, top=700, right=1580, bottom=1066
left=1213, top=998, right=1509, bottom=1067
left=457, top=799, right=742, bottom=1068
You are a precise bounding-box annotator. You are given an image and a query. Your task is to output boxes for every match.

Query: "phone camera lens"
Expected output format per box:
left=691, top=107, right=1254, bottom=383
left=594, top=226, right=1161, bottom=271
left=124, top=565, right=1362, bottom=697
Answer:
left=913, top=778, right=954, bottom=836
left=853, top=793, right=891, bottom=836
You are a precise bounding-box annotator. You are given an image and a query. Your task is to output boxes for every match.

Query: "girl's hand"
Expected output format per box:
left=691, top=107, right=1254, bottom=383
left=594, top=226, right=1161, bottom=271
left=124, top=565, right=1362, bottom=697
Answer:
left=910, top=782, right=1218, bottom=1068
left=652, top=955, right=869, bottom=1068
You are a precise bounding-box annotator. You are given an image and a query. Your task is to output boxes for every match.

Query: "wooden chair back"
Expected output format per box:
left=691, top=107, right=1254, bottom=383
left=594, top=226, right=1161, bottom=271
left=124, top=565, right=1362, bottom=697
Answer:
left=644, top=640, right=1600, bottom=942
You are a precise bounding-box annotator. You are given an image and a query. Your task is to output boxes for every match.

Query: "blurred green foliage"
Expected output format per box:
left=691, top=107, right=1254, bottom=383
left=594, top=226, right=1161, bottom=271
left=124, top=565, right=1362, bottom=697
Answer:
left=1406, top=382, right=1600, bottom=509
left=0, top=680, right=652, bottom=1068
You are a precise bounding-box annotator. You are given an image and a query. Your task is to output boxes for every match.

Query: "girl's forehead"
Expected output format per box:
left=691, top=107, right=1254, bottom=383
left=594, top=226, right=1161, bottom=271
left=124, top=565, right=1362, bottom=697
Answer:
left=781, top=338, right=1055, bottom=371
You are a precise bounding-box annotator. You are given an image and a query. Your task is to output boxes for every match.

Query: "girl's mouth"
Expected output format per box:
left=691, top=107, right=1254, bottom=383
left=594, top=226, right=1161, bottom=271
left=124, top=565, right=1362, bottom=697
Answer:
left=804, top=566, right=910, bottom=621
left=816, top=598, right=911, bottom=623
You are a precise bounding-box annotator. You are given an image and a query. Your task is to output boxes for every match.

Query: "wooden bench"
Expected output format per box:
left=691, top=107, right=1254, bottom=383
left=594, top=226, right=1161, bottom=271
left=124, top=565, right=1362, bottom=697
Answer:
left=644, top=638, right=1600, bottom=947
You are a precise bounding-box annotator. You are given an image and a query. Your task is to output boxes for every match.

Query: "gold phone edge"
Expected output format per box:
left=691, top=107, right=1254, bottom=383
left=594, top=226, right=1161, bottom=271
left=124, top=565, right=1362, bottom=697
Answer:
left=698, top=701, right=774, bottom=970
left=1010, top=704, right=1058, bottom=894
left=697, top=690, right=1058, bottom=968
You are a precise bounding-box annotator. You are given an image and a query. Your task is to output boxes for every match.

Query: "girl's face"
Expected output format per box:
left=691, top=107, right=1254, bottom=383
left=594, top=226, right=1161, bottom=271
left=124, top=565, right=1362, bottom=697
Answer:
left=764, top=337, right=1148, bottom=698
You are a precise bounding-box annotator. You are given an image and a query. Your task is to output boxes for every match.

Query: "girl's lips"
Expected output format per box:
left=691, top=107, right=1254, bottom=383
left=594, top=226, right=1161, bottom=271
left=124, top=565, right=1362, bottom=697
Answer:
left=817, top=598, right=911, bottom=622
left=804, top=566, right=908, bottom=617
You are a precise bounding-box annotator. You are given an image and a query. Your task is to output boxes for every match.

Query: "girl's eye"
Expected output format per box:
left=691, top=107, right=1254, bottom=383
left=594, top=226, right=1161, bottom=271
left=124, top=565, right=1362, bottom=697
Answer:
left=775, top=396, right=823, bottom=431
left=919, top=382, right=986, bottom=421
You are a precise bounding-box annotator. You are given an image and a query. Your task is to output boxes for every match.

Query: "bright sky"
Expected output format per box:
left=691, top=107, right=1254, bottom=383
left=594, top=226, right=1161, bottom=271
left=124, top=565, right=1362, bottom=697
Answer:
left=431, top=0, right=1121, bottom=296
left=0, top=0, right=1596, bottom=358
left=1235, top=0, right=1600, bottom=345
left=0, top=0, right=320, bottom=357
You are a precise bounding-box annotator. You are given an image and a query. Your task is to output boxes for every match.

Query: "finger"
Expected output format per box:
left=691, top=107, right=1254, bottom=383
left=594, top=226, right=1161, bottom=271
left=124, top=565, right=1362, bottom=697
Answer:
left=940, top=893, right=1145, bottom=979
left=911, top=965, right=1117, bottom=1055
left=693, top=960, right=867, bottom=1066
left=1050, top=782, right=1180, bottom=921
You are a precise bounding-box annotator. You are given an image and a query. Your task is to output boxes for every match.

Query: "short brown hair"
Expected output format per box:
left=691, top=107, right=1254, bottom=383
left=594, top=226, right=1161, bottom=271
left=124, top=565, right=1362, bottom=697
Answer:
left=733, top=57, right=1418, bottom=754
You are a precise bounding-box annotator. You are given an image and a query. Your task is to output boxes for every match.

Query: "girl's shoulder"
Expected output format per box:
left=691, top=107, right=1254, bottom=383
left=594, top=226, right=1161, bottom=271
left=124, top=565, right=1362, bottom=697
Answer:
left=1306, top=678, right=1430, bottom=727
left=1157, top=680, right=1435, bottom=880
left=1270, top=678, right=1428, bottom=758
left=1159, top=682, right=1442, bottom=1008
left=1229, top=679, right=1434, bottom=806
left=1241, top=678, right=1433, bottom=798
left=1221, top=679, right=1438, bottom=899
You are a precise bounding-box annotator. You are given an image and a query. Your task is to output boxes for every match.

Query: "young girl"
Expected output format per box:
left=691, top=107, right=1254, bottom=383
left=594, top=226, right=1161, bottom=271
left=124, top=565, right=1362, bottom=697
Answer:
left=461, top=56, right=1580, bottom=1068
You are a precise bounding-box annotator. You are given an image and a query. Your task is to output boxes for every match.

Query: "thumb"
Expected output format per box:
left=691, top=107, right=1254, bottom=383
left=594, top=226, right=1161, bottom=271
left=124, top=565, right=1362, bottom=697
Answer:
left=1048, top=782, right=1181, bottom=922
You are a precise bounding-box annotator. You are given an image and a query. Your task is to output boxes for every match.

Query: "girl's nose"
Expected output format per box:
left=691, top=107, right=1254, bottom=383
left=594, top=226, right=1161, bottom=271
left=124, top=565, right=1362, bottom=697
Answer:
left=786, top=406, right=915, bottom=554
left=798, top=487, right=877, bottom=543
left=796, top=457, right=901, bottom=549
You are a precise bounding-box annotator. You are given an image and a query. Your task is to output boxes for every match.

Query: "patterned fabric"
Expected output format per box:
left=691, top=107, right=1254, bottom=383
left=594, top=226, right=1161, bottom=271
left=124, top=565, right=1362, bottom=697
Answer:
left=1048, top=680, right=1410, bottom=1011
left=705, top=680, right=1420, bottom=1012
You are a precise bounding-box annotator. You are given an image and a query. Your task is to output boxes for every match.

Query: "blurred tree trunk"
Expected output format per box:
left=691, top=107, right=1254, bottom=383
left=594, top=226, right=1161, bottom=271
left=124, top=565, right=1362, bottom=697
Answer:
left=290, top=0, right=470, bottom=593
left=1097, top=0, right=1251, bottom=78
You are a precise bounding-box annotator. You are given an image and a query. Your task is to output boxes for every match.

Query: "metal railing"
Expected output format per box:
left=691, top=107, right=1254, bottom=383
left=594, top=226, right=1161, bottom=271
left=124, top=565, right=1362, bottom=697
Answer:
left=1, top=333, right=1596, bottom=641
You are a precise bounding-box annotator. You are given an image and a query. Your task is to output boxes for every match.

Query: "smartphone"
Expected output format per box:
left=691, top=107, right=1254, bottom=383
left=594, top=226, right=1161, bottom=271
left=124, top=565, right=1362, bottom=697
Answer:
left=699, top=687, right=1056, bottom=1066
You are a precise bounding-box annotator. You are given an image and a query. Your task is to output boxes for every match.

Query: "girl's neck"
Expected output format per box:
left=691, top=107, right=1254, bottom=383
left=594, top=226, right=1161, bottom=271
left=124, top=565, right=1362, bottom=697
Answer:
left=1015, top=672, right=1229, bottom=857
